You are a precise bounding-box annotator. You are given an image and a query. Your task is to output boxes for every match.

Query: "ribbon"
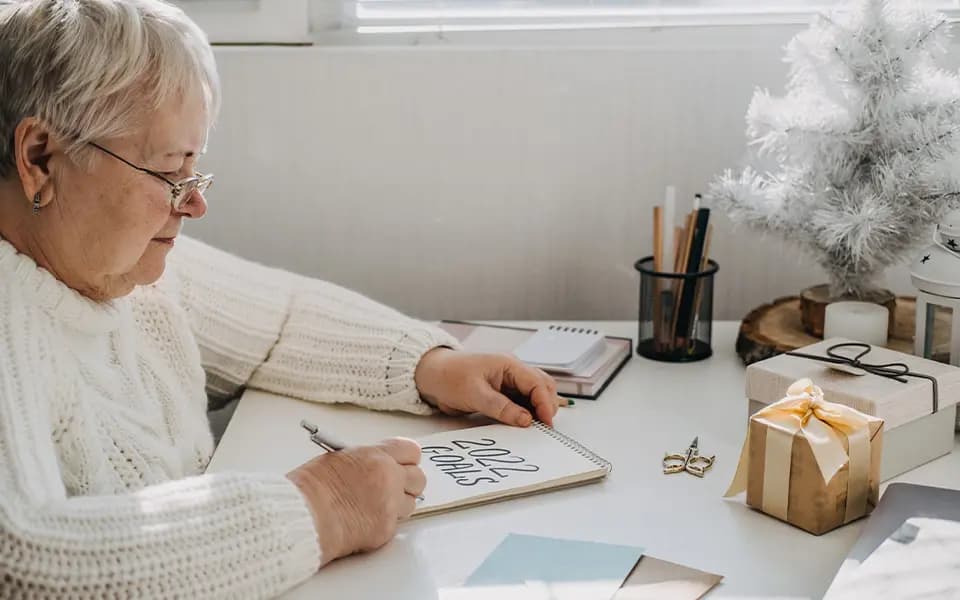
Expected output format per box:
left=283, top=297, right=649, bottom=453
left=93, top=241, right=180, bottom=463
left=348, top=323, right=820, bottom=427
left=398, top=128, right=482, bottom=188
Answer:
left=786, top=342, right=939, bottom=414
left=725, top=378, right=879, bottom=525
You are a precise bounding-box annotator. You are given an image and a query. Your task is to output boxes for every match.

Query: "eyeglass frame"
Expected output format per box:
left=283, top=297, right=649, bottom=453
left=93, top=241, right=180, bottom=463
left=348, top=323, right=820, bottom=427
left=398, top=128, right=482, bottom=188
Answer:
left=87, top=141, right=213, bottom=210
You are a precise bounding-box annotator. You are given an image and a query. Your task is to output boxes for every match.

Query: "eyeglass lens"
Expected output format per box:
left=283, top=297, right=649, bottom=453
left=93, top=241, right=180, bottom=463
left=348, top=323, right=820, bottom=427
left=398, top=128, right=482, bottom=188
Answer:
left=173, top=176, right=212, bottom=209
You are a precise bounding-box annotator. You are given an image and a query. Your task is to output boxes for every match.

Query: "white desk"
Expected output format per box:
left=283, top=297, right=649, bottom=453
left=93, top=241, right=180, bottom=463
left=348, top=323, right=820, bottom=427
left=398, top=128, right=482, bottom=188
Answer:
left=208, top=322, right=960, bottom=600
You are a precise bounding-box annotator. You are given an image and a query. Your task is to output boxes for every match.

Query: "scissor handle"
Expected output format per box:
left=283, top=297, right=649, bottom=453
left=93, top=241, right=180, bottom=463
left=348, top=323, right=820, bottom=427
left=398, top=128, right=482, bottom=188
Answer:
left=662, top=452, right=688, bottom=474
left=685, top=454, right=716, bottom=477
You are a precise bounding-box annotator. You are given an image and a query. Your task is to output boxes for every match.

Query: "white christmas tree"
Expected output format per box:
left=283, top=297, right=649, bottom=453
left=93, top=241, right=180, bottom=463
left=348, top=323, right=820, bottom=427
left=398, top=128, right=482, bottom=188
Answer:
left=709, top=0, right=960, bottom=299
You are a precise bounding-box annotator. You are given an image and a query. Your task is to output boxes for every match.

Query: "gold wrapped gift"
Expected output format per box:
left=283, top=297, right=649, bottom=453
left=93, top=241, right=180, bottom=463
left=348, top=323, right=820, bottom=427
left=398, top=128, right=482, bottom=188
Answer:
left=725, top=378, right=884, bottom=535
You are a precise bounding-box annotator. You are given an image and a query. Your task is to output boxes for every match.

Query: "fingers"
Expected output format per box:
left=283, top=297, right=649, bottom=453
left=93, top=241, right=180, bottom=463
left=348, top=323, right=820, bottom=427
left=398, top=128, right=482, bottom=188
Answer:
left=381, top=441, right=426, bottom=519
left=377, top=437, right=421, bottom=465
left=403, top=464, right=426, bottom=498
left=480, top=388, right=534, bottom=427
left=502, top=360, right=560, bottom=426
left=398, top=493, right=417, bottom=519
left=528, top=381, right=559, bottom=427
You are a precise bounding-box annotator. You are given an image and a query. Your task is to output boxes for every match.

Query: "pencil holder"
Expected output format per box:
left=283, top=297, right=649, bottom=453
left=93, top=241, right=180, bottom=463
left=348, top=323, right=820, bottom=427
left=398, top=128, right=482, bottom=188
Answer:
left=634, top=256, right=718, bottom=362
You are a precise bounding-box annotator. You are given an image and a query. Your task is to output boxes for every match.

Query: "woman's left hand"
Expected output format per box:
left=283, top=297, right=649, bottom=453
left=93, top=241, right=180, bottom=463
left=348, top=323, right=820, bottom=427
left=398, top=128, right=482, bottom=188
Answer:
left=414, top=348, right=561, bottom=427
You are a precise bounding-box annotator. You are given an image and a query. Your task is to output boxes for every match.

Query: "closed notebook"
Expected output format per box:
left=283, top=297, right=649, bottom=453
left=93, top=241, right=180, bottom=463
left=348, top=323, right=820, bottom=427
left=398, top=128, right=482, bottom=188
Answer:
left=437, top=321, right=632, bottom=400
left=413, top=422, right=611, bottom=517
left=824, top=483, right=960, bottom=599
left=823, top=517, right=960, bottom=599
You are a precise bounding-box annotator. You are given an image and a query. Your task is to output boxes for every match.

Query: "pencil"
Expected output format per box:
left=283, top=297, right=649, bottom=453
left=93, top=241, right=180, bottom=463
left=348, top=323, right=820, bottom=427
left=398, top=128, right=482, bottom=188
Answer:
left=670, top=211, right=697, bottom=345
left=653, top=205, right=664, bottom=346
left=664, top=186, right=676, bottom=275
left=672, top=225, right=684, bottom=272
left=688, top=223, right=714, bottom=345
left=653, top=206, right=663, bottom=273
left=677, top=210, right=711, bottom=344
left=699, top=224, right=713, bottom=271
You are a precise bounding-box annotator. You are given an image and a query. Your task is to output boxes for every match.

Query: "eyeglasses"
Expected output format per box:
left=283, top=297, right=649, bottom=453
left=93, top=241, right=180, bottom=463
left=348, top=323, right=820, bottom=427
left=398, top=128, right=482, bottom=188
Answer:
left=88, top=142, right=213, bottom=211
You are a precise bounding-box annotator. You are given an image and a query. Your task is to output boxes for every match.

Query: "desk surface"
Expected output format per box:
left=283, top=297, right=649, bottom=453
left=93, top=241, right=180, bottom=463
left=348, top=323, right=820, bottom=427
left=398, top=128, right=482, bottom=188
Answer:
left=208, top=321, right=960, bottom=600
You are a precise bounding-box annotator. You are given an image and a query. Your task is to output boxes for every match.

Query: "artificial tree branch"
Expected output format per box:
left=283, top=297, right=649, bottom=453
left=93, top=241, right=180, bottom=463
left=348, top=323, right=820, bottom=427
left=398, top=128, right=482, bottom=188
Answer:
left=708, top=0, right=960, bottom=299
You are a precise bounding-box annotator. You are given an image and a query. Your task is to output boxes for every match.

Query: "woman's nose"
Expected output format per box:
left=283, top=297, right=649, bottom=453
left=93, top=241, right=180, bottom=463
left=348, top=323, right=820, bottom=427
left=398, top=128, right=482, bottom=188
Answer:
left=177, top=188, right=207, bottom=219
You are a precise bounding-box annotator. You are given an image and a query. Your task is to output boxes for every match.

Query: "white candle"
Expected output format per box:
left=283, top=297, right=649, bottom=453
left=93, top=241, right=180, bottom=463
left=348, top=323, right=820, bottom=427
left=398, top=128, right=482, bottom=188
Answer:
left=823, top=301, right=889, bottom=346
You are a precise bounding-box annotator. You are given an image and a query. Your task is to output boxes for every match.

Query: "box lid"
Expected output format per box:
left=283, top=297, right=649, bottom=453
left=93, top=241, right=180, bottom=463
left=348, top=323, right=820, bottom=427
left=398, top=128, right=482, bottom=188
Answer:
left=746, top=338, right=960, bottom=430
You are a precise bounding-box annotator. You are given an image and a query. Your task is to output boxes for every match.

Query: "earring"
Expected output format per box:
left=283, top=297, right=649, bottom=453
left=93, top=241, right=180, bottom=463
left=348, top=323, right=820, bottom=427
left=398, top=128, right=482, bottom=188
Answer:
left=32, top=193, right=40, bottom=215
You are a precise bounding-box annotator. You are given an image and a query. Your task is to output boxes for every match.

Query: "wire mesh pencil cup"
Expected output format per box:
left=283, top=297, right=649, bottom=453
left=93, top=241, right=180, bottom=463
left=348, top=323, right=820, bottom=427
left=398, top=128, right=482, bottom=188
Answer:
left=634, top=256, right=718, bottom=362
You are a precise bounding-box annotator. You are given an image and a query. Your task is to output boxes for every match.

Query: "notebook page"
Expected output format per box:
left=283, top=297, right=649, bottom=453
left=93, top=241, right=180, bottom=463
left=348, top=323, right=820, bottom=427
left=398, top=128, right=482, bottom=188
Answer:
left=414, top=423, right=608, bottom=516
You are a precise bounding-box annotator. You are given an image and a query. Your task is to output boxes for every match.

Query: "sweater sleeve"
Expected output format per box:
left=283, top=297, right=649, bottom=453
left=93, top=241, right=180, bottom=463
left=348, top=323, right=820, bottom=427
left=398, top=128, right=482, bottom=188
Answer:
left=160, top=235, right=460, bottom=414
left=0, top=327, right=320, bottom=598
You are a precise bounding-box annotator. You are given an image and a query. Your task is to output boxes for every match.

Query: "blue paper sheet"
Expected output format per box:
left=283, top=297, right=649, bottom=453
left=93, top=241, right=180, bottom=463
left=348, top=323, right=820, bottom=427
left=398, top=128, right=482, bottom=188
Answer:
left=461, top=533, right=644, bottom=599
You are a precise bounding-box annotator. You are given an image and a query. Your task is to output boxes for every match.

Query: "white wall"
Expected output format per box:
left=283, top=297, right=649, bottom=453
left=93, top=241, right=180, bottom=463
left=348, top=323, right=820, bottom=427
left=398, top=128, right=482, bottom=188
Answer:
left=187, top=26, right=960, bottom=322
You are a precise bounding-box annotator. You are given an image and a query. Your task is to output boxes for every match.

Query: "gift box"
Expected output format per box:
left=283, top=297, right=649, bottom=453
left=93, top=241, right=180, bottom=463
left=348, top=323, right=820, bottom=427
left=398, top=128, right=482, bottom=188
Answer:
left=726, top=378, right=884, bottom=535
left=746, top=338, right=960, bottom=481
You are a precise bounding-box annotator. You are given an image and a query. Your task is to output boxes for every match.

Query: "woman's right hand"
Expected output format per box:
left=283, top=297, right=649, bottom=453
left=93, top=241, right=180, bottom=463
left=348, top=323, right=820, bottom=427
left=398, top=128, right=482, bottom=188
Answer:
left=286, top=438, right=425, bottom=566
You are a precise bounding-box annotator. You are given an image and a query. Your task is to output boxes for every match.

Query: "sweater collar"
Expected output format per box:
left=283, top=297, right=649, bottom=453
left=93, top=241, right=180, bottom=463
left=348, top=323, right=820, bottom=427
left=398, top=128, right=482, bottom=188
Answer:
left=0, top=237, right=122, bottom=334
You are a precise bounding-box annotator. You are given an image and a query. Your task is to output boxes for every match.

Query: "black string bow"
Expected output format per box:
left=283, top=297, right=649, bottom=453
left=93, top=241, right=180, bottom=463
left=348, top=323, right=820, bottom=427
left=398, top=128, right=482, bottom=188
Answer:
left=785, top=342, right=939, bottom=414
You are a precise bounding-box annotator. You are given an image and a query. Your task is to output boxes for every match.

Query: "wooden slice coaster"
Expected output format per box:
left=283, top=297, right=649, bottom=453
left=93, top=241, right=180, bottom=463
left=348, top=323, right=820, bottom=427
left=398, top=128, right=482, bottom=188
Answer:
left=799, top=284, right=897, bottom=337
left=736, top=295, right=951, bottom=365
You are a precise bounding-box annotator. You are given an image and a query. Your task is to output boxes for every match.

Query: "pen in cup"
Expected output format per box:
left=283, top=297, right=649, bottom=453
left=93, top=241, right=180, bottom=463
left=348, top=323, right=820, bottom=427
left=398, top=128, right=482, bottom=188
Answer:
left=299, top=419, right=424, bottom=502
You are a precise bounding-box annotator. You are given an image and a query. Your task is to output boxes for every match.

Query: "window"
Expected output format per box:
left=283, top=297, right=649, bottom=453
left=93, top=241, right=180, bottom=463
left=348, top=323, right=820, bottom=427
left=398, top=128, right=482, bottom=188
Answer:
left=173, top=0, right=309, bottom=44
left=174, top=1, right=960, bottom=43
left=325, top=0, right=960, bottom=34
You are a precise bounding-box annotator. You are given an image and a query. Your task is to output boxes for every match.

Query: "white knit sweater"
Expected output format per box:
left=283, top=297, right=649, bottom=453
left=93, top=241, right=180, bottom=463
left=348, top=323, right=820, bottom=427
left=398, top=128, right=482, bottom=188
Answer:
left=0, top=234, right=459, bottom=598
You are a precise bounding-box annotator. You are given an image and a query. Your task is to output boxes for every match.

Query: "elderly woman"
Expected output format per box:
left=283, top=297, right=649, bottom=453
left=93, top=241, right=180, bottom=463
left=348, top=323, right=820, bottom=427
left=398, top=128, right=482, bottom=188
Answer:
left=0, top=0, right=561, bottom=597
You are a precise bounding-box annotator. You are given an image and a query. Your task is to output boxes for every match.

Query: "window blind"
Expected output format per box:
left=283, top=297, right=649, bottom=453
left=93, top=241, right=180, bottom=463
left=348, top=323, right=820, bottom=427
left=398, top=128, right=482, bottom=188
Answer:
left=334, top=0, right=960, bottom=32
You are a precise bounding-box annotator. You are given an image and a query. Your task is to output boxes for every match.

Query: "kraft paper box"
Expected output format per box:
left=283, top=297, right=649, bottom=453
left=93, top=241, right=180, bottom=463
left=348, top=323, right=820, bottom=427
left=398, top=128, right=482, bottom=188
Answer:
left=726, top=379, right=883, bottom=536
left=746, top=338, right=960, bottom=481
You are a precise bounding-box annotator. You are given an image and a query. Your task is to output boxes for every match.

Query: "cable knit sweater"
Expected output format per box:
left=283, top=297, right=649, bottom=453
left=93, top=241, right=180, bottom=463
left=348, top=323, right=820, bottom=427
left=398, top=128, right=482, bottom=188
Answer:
left=0, top=234, right=459, bottom=598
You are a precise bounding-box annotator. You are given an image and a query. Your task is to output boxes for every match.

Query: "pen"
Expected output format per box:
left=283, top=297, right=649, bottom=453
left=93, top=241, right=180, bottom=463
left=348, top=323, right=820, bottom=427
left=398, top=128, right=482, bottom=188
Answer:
left=664, top=185, right=676, bottom=274
left=300, top=419, right=425, bottom=502
left=300, top=419, right=343, bottom=452
left=506, top=389, right=575, bottom=414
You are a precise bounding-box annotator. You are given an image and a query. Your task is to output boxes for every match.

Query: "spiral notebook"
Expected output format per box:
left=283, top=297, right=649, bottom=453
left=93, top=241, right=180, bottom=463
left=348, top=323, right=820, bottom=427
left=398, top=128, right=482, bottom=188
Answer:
left=413, top=422, right=612, bottom=517
left=512, top=325, right=607, bottom=375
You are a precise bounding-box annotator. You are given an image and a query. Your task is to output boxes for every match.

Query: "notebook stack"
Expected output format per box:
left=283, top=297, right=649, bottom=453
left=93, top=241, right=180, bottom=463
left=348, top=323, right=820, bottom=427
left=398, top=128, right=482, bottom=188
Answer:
left=437, top=321, right=632, bottom=400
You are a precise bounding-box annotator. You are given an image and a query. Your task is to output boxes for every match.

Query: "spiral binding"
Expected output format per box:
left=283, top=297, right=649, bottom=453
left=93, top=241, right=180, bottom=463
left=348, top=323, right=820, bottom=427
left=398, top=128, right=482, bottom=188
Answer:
left=533, top=422, right=613, bottom=473
left=547, top=325, right=600, bottom=336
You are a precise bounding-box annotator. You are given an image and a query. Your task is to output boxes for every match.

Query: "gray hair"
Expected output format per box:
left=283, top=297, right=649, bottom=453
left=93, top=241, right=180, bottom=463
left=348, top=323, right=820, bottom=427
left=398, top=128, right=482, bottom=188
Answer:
left=0, top=0, right=220, bottom=179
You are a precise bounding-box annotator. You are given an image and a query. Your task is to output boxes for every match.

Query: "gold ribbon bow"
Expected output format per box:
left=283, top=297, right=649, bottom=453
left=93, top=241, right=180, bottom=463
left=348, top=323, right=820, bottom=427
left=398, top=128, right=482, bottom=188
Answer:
left=725, top=378, right=876, bottom=524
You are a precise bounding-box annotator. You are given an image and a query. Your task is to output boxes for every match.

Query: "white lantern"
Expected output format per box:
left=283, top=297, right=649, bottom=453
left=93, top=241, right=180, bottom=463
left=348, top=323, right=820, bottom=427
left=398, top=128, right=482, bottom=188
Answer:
left=911, top=209, right=960, bottom=366
left=911, top=210, right=960, bottom=432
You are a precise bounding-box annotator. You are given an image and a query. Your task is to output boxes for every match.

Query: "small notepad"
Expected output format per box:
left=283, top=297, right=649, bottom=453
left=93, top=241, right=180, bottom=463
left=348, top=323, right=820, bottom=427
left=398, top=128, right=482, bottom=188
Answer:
left=453, top=534, right=643, bottom=600
left=512, top=325, right=607, bottom=375
left=413, top=422, right=611, bottom=518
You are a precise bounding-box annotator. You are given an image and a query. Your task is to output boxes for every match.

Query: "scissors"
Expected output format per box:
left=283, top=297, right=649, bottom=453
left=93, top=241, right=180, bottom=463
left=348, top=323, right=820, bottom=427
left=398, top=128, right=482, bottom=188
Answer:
left=663, top=437, right=715, bottom=477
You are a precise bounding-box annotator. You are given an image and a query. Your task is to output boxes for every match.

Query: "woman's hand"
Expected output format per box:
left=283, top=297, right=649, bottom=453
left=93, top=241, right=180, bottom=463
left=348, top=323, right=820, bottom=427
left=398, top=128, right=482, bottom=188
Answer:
left=414, top=348, right=561, bottom=427
left=286, top=438, right=425, bottom=566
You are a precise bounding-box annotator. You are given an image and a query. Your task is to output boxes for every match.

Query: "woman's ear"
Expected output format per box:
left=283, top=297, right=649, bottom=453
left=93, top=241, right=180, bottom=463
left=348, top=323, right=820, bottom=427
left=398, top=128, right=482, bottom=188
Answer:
left=13, top=117, right=59, bottom=208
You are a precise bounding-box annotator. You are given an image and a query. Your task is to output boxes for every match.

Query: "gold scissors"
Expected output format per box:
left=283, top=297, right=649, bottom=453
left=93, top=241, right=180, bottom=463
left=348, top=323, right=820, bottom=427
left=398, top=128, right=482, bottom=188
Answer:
left=663, top=437, right=715, bottom=477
